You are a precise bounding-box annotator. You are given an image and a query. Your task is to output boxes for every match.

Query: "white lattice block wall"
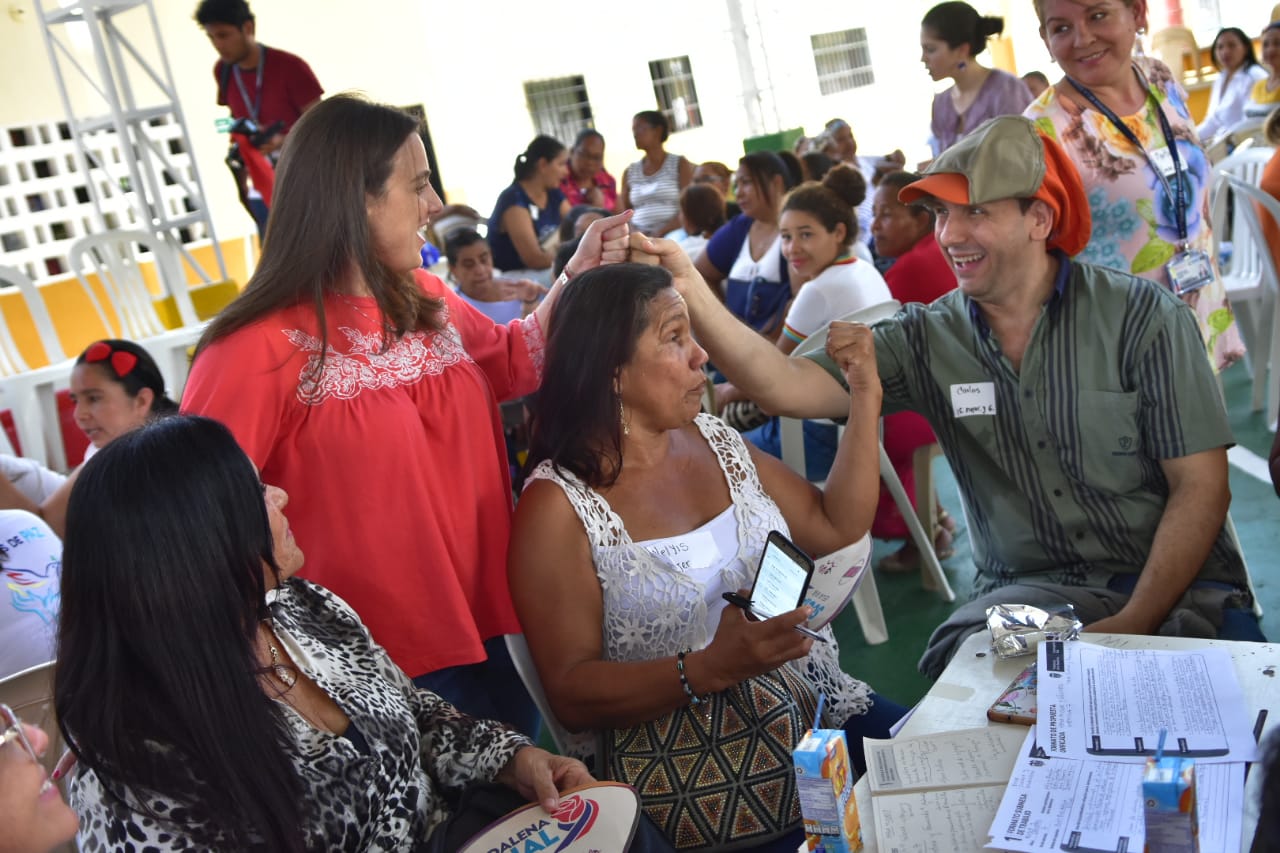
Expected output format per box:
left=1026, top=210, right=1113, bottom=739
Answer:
left=0, top=113, right=208, bottom=286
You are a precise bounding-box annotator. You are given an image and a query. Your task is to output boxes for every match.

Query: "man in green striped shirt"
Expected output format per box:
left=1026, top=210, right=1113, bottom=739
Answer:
left=639, top=116, right=1261, bottom=675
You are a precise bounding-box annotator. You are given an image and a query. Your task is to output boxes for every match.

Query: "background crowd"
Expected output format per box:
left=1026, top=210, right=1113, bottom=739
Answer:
left=7, top=0, right=1280, bottom=850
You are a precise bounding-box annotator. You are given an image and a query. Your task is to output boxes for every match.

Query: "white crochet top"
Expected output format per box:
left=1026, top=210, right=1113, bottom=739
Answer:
left=526, top=413, right=872, bottom=761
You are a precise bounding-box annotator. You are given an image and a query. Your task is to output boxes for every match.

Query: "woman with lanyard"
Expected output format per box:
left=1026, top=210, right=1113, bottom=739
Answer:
left=1024, top=0, right=1242, bottom=370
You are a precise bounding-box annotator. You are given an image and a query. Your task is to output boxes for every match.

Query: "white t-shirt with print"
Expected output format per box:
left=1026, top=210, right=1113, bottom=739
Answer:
left=0, top=510, right=62, bottom=680
left=783, top=257, right=892, bottom=342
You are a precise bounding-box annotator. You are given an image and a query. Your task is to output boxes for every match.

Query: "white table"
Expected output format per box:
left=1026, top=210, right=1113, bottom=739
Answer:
left=847, top=632, right=1280, bottom=852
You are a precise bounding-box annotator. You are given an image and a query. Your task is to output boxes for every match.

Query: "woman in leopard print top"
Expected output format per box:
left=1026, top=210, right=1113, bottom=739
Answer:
left=54, top=416, right=591, bottom=852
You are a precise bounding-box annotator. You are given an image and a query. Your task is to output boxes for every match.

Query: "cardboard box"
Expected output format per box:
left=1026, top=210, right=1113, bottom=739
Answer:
left=794, top=728, right=863, bottom=853
left=1142, top=756, right=1199, bottom=853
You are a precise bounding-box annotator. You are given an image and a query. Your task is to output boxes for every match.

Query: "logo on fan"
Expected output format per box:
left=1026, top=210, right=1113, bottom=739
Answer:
left=484, top=795, right=600, bottom=853
left=551, top=795, right=599, bottom=849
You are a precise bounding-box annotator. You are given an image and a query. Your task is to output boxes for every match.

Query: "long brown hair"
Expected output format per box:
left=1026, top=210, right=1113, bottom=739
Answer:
left=195, top=94, right=444, bottom=390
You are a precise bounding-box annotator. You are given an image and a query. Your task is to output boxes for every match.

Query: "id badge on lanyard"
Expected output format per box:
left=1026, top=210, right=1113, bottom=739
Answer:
left=1166, top=249, right=1214, bottom=295
left=1067, top=72, right=1212, bottom=296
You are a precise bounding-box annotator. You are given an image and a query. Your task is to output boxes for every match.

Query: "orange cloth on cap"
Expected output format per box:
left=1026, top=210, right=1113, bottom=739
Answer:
left=900, top=124, right=1090, bottom=256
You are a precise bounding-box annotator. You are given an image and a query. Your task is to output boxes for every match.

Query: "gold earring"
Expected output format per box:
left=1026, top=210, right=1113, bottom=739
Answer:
left=620, top=399, right=629, bottom=436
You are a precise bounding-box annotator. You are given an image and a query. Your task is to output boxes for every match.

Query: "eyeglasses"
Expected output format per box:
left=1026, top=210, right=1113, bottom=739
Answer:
left=83, top=340, right=139, bottom=378
left=0, top=704, right=52, bottom=791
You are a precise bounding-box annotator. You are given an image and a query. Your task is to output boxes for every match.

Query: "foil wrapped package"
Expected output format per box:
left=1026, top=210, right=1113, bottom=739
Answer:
left=985, top=603, right=1082, bottom=660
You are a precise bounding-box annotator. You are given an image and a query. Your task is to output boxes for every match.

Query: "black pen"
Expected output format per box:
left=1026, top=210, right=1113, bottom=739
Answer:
left=721, top=592, right=827, bottom=642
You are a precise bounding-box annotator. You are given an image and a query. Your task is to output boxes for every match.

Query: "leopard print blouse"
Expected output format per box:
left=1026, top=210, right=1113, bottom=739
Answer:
left=69, top=578, right=532, bottom=851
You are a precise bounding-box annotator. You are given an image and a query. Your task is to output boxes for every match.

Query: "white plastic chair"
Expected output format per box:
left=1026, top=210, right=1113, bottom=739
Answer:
left=0, top=266, right=67, bottom=376
left=67, top=230, right=206, bottom=397
left=0, top=362, right=76, bottom=471
left=0, top=267, right=75, bottom=468
left=776, top=302, right=957, bottom=645
left=1211, top=168, right=1280, bottom=429
left=504, top=634, right=574, bottom=754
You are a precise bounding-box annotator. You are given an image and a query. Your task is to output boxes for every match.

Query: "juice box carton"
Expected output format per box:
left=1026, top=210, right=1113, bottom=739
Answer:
left=1142, top=756, right=1198, bottom=853
left=793, top=728, right=863, bottom=853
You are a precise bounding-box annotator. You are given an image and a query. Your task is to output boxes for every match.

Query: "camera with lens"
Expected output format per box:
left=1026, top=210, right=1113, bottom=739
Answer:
left=228, top=116, right=286, bottom=150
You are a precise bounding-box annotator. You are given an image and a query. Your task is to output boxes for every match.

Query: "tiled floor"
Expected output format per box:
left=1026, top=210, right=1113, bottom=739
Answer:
left=830, top=362, right=1280, bottom=710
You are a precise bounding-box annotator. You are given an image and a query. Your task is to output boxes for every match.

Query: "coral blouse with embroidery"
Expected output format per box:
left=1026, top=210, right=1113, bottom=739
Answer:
left=182, top=269, right=544, bottom=677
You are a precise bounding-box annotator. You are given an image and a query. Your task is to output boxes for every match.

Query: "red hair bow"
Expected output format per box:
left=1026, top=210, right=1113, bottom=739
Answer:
left=83, top=341, right=138, bottom=378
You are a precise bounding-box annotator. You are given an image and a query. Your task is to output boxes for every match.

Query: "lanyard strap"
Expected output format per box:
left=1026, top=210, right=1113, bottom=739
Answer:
left=1066, top=68, right=1188, bottom=244
left=232, top=45, right=267, bottom=124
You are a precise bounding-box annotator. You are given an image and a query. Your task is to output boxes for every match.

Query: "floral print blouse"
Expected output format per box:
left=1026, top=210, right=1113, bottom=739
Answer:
left=1024, top=57, right=1243, bottom=371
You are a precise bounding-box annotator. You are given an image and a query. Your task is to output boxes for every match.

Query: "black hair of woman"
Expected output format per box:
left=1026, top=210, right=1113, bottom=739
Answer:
left=801, top=151, right=835, bottom=182
left=55, top=415, right=305, bottom=851
left=559, top=204, right=610, bottom=242
left=444, top=227, right=486, bottom=266
left=194, top=94, right=446, bottom=388
left=776, top=150, right=804, bottom=187
left=780, top=163, right=866, bottom=248
left=1209, top=27, right=1260, bottom=71
left=877, top=168, right=936, bottom=229
left=680, top=184, right=727, bottom=237
left=633, top=110, right=670, bottom=142
left=571, top=128, right=604, bottom=151
left=922, top=1, right=1004, bottom=57
left=75, top=339, right=178, bottom=415
left=526, top=263, right=674, bottom=489
left=738, top=150, right=797, bottom=214
left=514, top=135, right=566, bottom=182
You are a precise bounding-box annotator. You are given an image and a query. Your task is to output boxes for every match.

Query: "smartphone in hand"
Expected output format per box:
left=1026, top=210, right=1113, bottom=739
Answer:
left=723, top=530, right=826, bottom=642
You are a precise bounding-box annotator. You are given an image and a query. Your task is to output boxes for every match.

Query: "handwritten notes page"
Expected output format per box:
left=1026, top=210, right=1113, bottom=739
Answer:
left=987, top=728, right=1245, bottom=853
left=878, top=786, right=1009, bottom=852
left=864, top=726, right=1026, bottom=852
left=1036, top=640, right=1257, bottom=763
left=866, top=726, right=1025, bottom=792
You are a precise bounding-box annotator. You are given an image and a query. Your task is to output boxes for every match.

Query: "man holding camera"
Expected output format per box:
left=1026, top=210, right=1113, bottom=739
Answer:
left=195, top=0, right=322, bottom=236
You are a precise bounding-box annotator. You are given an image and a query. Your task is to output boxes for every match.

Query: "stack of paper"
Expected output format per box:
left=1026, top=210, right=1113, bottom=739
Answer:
left=863, top=726, right=1026, bottom=852
left=984, top=641, right=1254, bottom=852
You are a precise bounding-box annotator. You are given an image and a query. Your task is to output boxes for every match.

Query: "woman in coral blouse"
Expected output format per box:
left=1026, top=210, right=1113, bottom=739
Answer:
left=182, top=94, right=629, bottom=736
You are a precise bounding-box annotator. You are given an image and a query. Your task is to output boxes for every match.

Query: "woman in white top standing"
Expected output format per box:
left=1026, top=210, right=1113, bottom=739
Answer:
left=1197, top=27, right=1268, bottom=142
left=619, top=110, right=693, bottom=237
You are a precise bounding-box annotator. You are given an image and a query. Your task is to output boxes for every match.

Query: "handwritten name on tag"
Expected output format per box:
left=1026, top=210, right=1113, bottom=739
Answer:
left=1149, top=146, right=1178, bottom=178
left=642, top=530, right=718, bottom=573
left=951, top=382, right=997, bottom=418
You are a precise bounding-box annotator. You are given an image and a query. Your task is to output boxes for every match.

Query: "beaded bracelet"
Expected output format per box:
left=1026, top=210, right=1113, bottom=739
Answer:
left=676, top=648, right=712, bottom=706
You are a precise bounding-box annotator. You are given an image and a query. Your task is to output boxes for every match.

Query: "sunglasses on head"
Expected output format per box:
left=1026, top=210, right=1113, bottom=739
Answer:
left=83, top=341, right=139, bottom=378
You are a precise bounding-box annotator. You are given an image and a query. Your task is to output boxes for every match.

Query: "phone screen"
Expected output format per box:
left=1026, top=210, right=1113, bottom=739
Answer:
left=750, top=532, right=813, bottom=619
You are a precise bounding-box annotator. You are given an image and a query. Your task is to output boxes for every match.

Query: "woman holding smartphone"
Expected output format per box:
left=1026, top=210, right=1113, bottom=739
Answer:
left=510, top=263, right=904, bottom=853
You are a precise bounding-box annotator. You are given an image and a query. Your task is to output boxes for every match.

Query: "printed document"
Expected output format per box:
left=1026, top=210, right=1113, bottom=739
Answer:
left=987, top=729, right=1245, bottom=852
left=1036, top=640, right=1258, bottom=763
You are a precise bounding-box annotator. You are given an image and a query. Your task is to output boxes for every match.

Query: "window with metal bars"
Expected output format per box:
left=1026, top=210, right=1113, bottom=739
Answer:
left=523, top=76, right=594, bottom=144
left=811, top=28, right=876, bottom=95
left=647, top=56, right=703, bottom=132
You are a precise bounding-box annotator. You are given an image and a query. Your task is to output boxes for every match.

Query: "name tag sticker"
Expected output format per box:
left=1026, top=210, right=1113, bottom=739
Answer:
left=643, top=530, right=718, bottom=573
left=951, top=382, right=997, bottom=418
left=1149, top=146, right=1178, bottom=178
